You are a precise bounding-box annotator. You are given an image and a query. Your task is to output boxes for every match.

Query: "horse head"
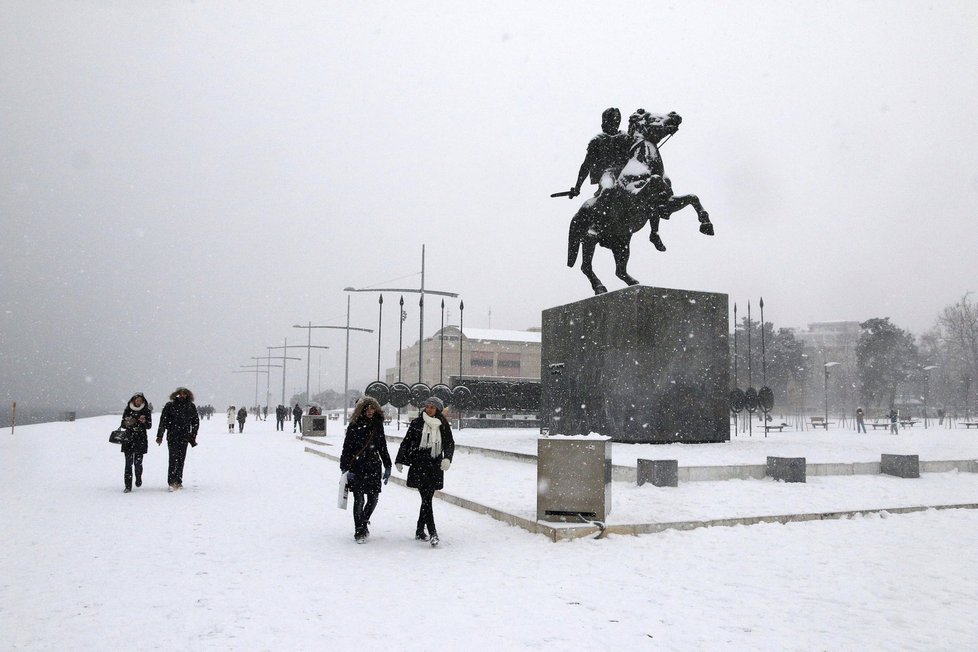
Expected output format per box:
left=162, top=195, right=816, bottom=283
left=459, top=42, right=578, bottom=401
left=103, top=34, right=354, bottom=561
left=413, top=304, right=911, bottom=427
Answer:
left=628, top=109, right=682, bottom=143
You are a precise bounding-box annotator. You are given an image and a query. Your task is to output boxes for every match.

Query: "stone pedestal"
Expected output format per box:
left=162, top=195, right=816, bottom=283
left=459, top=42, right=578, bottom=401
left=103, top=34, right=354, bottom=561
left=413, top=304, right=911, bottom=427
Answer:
left=766, top=456, right=806, bottom=483
left=637, top=459, right=679, bottom=487
left=881, top=454, right=919, bottom=478
left=536, top=435, right=611, bottom=522
left=541, top=286, right=729, bottom=443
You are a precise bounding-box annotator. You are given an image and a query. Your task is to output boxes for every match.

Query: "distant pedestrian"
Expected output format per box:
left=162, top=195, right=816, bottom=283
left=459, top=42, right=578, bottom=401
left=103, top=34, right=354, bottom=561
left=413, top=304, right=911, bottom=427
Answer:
left=855, top=407, right=866, bottom=433
left=395, top=396, right=455, bottom=547
left=237, top=407, right=248, bottom=433
left=340, top=397, right=392, bottom=543
left=889, top=408, right=899, bottom=435
left=227, top=405, right=236, bottom=433
left=938, top=407, right=946, bottom=425
left=292, top=403, right=303, bottom=433
left=309, top=405, right=322, bottom=416
left=262, top=406, right=268, bottom=421
left=156, top=387, right=199, bottom=491
left=275, top=404, right=287, bottom=431
left=119, top=392, right=152, bottom=493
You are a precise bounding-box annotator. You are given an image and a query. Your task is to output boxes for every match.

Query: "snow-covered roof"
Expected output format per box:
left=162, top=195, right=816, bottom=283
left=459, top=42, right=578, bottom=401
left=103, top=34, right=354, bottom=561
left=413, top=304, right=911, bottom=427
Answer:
left=461, top=327, right=541, bottom=344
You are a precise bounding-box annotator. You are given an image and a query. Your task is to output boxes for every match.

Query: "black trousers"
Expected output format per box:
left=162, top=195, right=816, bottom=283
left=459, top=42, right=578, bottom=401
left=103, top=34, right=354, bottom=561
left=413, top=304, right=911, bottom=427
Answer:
left=416, top=487, right=437, bottom=536
left=167, top=439, right=189, bottom=485
left=352, top=490, right=379, bottom=534
left=124, top=451, right=143, bottom=487
left=276, top=417, right=285, bottom=431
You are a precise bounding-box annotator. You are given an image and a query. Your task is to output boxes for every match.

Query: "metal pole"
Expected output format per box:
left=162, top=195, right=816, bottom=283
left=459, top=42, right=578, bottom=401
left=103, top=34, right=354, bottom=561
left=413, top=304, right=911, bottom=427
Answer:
left=10, top=401, right=15, bottom=435
left=440, top=298, right=445, bottom=384
left=419, top=244, right=425, bottom=383
left=305, top=322, right=311, bottom=405
left=344, top=294, right=351, bottom=424
left=419, top=293, right=424, bottom=383
left=459, top=300, right=464, bottom=430
left=398, top=295, right=404, bottom=431
left=759, top=297, right=767, bottom=386
left=377, top=295, right=384, bottom=380
left=824, top=367, right=829, bottom=424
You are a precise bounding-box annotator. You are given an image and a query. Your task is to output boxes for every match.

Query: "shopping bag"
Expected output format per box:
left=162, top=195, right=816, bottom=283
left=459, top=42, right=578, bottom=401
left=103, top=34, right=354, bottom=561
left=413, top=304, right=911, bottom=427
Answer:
left=337, top=472, right=349, bottom=510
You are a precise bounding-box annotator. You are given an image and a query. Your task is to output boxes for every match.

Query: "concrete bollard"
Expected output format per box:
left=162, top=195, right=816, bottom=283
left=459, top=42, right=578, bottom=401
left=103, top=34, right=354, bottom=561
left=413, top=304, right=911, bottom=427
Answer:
left=637, top=459, right=679, bottom=487
left=766, top=456, right=806, bottom=483
left=881, top=454, right=919, bottom=478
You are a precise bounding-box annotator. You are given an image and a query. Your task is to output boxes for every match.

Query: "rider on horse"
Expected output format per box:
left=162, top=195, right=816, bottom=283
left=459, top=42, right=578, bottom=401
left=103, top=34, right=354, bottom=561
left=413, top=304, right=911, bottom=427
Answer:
left=569, top=107, right=633, bottom=200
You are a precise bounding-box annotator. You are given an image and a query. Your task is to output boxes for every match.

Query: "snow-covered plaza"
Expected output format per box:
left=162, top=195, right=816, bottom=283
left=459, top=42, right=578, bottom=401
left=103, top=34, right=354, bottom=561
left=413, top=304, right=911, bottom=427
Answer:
left=3, top=415, right=977, bottom=650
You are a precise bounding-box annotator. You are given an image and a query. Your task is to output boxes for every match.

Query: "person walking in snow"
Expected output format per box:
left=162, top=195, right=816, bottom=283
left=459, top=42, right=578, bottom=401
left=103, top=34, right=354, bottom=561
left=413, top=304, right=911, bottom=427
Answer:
left=340, top=397, right=392, bottom=543
left=155, top=387, right=199, bottom=491
left=855, top=407, right=867, bottom=433
left=227, top=405, right=236, bottom=433
left=889, top=408, right=899, bottom=435
left=237, top=406, right=248, bottom=433
left=119, top=392, right=152, bottom=493
left=292, top=403, right=303, bottom=433
left=275, top=404, right=287, bottom=431
left=262, top=405, right=268, bottom=422
left=395, top=396, right=455, bottom=547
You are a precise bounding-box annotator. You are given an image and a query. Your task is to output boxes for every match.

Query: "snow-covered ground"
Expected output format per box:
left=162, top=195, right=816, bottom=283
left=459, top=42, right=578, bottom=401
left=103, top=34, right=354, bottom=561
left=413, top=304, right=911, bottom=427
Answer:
left=2, top=415, right=977, bottom=650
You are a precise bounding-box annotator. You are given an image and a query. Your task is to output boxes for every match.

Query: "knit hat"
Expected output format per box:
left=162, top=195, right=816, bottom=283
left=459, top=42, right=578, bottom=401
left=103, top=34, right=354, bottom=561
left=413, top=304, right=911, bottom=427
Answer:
left=425, top=396, right=444, bottom=411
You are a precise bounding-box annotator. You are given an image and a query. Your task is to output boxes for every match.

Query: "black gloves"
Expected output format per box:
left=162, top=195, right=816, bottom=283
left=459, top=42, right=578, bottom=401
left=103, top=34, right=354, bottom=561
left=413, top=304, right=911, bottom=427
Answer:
left=383, top=466, right=391, bottom=484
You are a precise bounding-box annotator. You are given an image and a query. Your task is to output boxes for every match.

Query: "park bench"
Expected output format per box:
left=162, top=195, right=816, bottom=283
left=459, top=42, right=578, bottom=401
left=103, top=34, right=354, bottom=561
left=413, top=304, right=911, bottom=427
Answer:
left=764, top=423, right=790, bottom=433
left=383, top=418, right=392, bottom=425
left=963, top=422, right=978, bottom=429
left=899, top=419, right=919, bottom=428
left=869, top=422, right=891, bottom=430
left=810, top=416, right=831, bottom=429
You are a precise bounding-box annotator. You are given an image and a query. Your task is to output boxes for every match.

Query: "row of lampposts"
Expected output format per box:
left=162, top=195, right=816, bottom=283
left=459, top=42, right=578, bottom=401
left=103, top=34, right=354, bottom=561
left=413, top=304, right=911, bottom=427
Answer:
left=231, top=245, right=462, bottom=425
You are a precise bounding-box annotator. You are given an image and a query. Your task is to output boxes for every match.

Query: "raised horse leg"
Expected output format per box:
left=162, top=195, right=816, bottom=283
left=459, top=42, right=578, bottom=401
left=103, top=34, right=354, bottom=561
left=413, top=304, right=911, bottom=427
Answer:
left=659, top=194, right=714, bottom=235
left=611, top=241, right=640, bottom=287
left=579, top=237, right=607, bottom=295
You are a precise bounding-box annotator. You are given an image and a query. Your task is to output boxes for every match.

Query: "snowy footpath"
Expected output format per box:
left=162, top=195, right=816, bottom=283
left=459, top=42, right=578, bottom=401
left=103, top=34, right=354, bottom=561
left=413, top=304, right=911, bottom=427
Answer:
left=2, top=416, right=977, bottom=650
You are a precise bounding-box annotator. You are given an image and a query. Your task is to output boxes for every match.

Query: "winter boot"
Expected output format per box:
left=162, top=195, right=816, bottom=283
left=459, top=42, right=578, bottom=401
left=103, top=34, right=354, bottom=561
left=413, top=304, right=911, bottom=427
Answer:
left=429, top=535, right=440, bottom=547
left=415, top=530, right=428, bottom=541
left=355, top=529, right=367, bottom=544
left=135, top=474, right=142, bottom=488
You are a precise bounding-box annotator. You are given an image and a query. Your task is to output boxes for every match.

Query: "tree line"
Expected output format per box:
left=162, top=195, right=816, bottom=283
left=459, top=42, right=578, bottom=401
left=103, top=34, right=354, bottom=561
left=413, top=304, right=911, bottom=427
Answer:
left=729, top=293, right=978, bottom=416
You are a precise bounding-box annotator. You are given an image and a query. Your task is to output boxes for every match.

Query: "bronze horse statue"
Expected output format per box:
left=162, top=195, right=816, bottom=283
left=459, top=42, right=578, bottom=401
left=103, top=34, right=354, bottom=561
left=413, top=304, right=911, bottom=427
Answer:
left=567, top=110, right=714, bottom=295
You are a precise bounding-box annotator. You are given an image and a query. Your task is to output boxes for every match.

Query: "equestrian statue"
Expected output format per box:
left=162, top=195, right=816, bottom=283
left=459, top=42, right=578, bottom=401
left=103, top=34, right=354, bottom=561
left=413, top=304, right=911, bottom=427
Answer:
left=556, top=107, right=714, bottom=295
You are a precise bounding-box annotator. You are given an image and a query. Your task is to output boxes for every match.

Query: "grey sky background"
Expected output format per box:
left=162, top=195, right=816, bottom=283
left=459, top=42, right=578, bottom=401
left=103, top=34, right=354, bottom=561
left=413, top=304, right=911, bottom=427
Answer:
left=2, top=1, right=977, bottom=411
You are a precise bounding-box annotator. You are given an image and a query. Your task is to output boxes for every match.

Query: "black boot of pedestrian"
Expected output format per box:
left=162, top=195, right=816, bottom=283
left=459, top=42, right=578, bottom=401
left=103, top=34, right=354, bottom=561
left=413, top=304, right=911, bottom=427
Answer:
left=135, top=474, right=142, bottom=488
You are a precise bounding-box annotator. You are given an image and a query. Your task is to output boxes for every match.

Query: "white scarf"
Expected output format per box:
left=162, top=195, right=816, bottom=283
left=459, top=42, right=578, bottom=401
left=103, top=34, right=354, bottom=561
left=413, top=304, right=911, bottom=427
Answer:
left=420, top=412, right=443, bottom=458
left=129, top=401, right=144, bottom=412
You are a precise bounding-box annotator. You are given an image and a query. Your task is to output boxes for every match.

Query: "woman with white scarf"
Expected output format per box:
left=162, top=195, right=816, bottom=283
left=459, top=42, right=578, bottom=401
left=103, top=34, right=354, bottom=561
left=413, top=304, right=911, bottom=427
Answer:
left=394, top=396, right=455, bottom=547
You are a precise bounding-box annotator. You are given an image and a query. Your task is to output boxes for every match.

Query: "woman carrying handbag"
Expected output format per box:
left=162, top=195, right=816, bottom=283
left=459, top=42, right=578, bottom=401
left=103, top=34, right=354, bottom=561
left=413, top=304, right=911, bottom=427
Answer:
left=119, top=392, right=152, bottom=493
left=339, top=397, right=392, bottom=543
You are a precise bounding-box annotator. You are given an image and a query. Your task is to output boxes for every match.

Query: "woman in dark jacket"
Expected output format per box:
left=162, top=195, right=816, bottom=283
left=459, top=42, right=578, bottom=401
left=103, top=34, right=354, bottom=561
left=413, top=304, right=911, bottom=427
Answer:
left=340, top=397, right=392, bottom=543
left=236, top=407, right=247, bottom=433
left=120, top=392, right=152, bottom=493
left=155, top=387, right=199, bottom=491
left=395, top=396, right=455, bottom=547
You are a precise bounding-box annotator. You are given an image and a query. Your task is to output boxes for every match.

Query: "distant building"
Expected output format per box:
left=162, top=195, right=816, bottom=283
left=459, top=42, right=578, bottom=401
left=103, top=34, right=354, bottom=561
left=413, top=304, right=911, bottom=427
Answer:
left=385, top=326, right=541, bottom=387
left=785, top=321, right=861, bottom=414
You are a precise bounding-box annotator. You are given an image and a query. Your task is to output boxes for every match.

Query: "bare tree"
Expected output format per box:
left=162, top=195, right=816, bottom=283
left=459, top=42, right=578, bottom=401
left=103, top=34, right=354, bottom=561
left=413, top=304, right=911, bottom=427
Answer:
left=937, top=293, right=978, bottom=413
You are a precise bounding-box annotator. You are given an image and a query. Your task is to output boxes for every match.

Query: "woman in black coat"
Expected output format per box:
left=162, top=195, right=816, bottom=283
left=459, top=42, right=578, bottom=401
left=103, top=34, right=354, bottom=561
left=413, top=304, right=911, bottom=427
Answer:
left=395, top=396, right=455, bottom=547
left=120, top=392, right=152, bottom=493
left=340, top=397, right=392, bottom=543
left=155, top=387, right=199, bottom=491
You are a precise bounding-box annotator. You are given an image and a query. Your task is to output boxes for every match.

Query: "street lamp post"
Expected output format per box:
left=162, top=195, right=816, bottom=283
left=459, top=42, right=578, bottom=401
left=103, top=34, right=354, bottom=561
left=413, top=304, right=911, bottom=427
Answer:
left=923, top=365, right=939, bottom=428
left=295, top=297, right=373, bottom=424
left=824, top=361, right=840, bottom=425
left=290, top=324, right=331, bottom=408
left=265, top=343, right=303, bottom=407
left=344, top=245, right=458, bottom=386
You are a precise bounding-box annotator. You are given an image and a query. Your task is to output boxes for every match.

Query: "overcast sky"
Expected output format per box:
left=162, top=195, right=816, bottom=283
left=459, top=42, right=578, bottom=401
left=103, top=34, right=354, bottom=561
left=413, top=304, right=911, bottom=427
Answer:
left=2, top=1, right=977, bottom=411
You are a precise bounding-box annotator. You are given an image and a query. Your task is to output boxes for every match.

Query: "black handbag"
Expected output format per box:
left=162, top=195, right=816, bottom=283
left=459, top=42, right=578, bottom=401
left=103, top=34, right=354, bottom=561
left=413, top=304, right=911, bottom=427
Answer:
left=109, top=429, right=131, bottom=444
